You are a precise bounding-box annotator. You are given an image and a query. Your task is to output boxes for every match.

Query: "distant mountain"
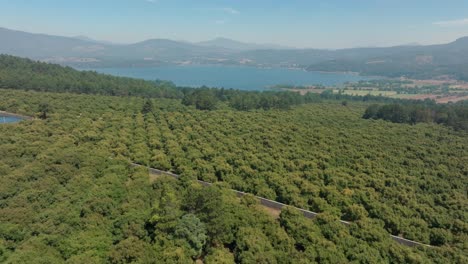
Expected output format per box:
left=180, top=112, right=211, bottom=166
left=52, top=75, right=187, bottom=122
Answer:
left=0, top=27, right=108, bottom=58
left=304, top=36, right=468, bottom=80
left=401, top=42, right=421, bottom=47
left=110, top=38, right=234, bottom=63
left=197, top=37, right=293, bottom=51
left=1, top=27, right=467, bottom=80
left=129, top=38, right=230, bottom=55
left=73, top=35, right=118, bottom=45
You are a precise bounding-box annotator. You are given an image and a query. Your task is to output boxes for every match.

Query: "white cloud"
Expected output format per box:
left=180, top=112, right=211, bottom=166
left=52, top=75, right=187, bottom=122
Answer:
left=433, top=18, right=468, bottom=26
left=196, top=7, right=240, bottom=15
left=221, top=8, right=239, bottom=15
left=145, top=0, right=157, bottom=3
left=215, top=20, right=226, bottom=25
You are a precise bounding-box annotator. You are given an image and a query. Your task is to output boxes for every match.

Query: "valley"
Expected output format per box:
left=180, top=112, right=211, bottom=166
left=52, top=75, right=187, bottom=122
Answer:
left=1, top=2, right=467, bottom=262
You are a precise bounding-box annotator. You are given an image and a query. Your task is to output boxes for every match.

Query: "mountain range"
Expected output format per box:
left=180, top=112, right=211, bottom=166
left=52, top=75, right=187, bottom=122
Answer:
left=1, top=27, right=467, bottom=80
left=197, top=37, right=292, bottom=51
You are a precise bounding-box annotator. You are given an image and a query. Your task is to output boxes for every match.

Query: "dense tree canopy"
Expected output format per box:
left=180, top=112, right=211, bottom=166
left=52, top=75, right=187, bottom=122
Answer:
left=0, top=89, right=466, bottom=263
left=180, top=86, right=322, bottom=111
left=363, top=102, right=468, bottom=131
left=0, top=55, right=182, bottom=98
left=0, top=54, right=466, bottom=263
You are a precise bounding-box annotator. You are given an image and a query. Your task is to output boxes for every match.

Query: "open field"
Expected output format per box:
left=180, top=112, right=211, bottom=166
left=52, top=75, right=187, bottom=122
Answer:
left=334, top=89, right=398, bottom=97
left=336, top=79, right=468, bottom=103
left=274, top=78, right=468, bottom=103
left=434, top=95, right=468, bottom=103
left=402, top=78, right=468, bottom=89
left=287, top=88, right=326, bottom=95
left=385, top=93, right=468, bottom=103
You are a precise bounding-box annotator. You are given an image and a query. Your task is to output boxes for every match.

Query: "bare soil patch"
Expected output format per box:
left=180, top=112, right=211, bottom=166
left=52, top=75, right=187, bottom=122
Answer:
left=435, top=95, right=468, bottom=103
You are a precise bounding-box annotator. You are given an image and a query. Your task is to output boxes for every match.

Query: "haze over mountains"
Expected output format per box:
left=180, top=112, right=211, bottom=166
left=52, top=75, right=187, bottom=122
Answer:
left=1, top=27, right=468, bottom=80
left=197, top=37, right=293, bottom=51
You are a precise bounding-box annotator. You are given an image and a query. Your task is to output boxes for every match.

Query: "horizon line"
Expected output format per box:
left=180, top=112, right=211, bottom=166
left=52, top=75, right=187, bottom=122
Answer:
left=1, top=25, right=466, bottom=51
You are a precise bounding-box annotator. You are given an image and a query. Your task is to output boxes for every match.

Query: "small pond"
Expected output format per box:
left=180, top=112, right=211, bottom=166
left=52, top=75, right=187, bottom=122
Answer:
left=0, top=115, right=23, bottom=124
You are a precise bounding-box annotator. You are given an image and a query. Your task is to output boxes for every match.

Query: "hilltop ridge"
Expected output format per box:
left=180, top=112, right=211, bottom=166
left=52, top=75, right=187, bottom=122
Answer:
left=1, top=27, right=468, bottom=80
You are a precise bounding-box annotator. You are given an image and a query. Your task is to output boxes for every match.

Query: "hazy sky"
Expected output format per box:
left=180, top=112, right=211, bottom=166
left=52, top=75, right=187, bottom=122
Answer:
left=1, top=0, right=468, bottom=49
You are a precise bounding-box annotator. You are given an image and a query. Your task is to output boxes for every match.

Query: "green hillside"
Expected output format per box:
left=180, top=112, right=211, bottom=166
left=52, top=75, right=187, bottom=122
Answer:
left=0, top=54, right=181, bottom=98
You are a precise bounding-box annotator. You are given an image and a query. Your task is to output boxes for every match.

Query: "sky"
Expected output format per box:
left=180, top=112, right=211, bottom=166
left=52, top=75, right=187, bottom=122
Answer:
left=1, top=0, right=468, bottom=49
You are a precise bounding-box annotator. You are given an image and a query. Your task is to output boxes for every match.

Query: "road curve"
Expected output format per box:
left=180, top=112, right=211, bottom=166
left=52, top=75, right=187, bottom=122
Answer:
left=132, top=163, right=432, bottom=248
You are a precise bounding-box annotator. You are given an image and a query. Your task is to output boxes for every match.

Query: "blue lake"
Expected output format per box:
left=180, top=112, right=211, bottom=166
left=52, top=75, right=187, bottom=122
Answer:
left=89, top=65, right=372, bottom=91
left=0, top=115, right=22, bottom=124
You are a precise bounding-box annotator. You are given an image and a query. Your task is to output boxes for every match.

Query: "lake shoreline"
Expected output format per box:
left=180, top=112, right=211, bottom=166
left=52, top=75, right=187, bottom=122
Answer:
left=84, top=65, right=374, bottom=91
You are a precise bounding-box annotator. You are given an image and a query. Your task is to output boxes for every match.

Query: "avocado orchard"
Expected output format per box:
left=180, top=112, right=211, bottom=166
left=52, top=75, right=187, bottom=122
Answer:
left=0, top=89, right=466, bottom=263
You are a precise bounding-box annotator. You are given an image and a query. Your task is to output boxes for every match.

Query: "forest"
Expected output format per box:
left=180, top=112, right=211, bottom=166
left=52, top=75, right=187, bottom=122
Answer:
left=0, top=55, right=181, bottom=98
left=180, top=87, right=322, bottom=111
left=0, top=88, right=466, bottom=263
left=363, top=102, right=468, bottom=131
